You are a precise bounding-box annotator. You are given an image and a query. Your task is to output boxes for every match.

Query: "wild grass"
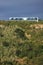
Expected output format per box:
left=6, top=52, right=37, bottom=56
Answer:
left=0, top=20, right=43, bottom=65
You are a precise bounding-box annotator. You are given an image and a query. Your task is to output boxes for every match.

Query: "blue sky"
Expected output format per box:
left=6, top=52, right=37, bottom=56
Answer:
left=0, top=0, right=43, bottom=20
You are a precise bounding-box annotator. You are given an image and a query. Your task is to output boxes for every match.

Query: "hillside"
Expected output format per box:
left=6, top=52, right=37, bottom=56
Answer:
left=0, top=20, right=43, bottom=65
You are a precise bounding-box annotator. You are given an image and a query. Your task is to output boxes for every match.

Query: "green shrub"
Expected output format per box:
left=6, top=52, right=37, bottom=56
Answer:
left=2, top=41, right=10, bottom=47
left=1, top=61, right=13, bottom=65
left=16, top=49, right=21, bottom=57
left=15, top=28, right=27, bottom=40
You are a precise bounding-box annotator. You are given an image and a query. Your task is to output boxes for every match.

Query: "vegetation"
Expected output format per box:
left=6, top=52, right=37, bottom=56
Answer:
left=0, top=20, right=43, bottom=65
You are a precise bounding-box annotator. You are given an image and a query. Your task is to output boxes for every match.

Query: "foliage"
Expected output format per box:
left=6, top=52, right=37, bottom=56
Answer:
left=0, top=20, right=43, bottom=65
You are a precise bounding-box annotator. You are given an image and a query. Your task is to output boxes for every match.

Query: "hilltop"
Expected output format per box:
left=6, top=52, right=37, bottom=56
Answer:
left=0, top=20, right=43, bottom=65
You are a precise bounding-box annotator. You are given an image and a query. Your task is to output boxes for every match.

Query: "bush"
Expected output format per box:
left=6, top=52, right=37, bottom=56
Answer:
left=1, top=61, right=13, bottom=65
left=16, top=49, right=21, bottom=57
left=2, top=41, right=10, bottom=47
left=15, top=28, right=27, bottom=39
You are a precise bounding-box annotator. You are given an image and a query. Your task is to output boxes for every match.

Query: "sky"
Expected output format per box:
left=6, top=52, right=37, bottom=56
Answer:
left=0, top=0, right=43, bottom=20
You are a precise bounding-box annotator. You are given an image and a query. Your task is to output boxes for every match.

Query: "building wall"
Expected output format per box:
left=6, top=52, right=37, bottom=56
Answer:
left=9, top=17, right=38, bottom=22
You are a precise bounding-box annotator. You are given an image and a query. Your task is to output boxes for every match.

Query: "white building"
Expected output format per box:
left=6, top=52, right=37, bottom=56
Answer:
left=9, top=17, right=38, bottom=22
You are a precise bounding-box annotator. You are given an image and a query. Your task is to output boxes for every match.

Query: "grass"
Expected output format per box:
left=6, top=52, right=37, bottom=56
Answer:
left=0, top=20, right=43, bottom=65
